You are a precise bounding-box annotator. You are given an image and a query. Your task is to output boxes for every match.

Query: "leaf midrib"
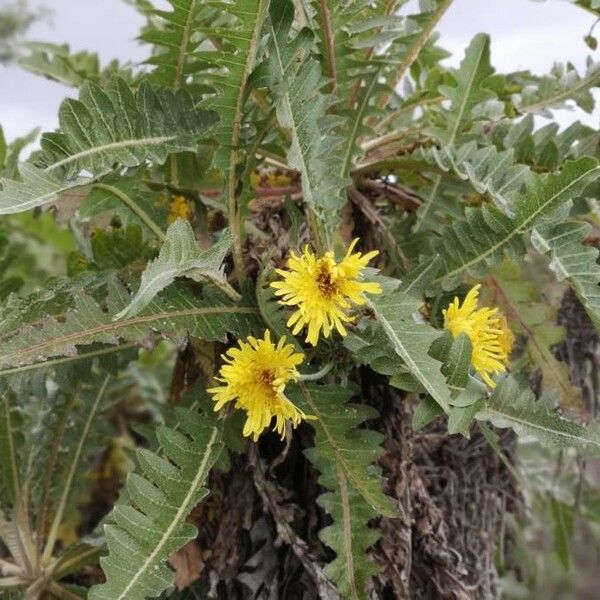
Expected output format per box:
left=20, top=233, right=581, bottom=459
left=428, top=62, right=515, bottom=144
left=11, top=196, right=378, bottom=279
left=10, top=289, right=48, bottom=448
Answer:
left=487, top=408, right=600, bottom=450
left=1, top=306, right=257, bottom=367
left=300, top=383, right=394, bottom=515
left=173, top=0, right=197, bottom=90
left=372, top=301, right=451, bottom=412
left=44, top=135, right=176, bottom=172
left=337, top=465, right=359, bottom=600
left=438, top=164, right=600, bottom=282
left=520, top=68, right=600, bottom=114
left=114, top=426, right=220, bottom=600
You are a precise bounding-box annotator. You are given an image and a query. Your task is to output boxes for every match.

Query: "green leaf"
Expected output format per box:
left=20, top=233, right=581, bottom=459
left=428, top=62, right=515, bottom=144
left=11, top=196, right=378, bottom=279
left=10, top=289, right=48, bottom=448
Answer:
left=412, top=396, right=444, bottom=430
left=447, top=397, right=485, bottom=437
left=0, top=282, right=259, bottom=373
left=89, top=409, right=223, bottom=600
left=424, top=142, right=532, bottom=213
left=141, top=0, right=206, bottom=89
left=205, top=0, right=271, bottom=173
left=531, top=220, right=600, bottom=331
left=115, top=222, right=232, bottom=319
left=478, top=376, right=600, bottom=455
left=416, top=33, right=497, bottom=230
left=429, top=331, right=472, bottom=388
left=19, top=42, right=130, bottom=88
left=429, top=157, right=600, bottom=286
left=312, top=0, right=452, bottom=179
left=514, top=59, right=600, bottom=116
left=0, top=78, right=218, bottom=214
left=291, top=383, right=395, bottom=599
left=370, top=290, right=452, bottom=412
left=427, top=33, right=496, bottom=147
left=264, top=0, right=347, bottom=237
left=550, top=498, right=573, bottom=571
left=42, top=376, right=112, bottom=562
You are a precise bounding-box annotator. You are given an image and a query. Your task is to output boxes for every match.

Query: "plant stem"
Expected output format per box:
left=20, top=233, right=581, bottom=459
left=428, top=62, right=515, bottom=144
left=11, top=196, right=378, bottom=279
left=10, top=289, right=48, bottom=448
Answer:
left=299, top=363, right=334, bottom=382
left=93, top=183, right=166, bottom=242
left=318, top=0, right=338, bottom=95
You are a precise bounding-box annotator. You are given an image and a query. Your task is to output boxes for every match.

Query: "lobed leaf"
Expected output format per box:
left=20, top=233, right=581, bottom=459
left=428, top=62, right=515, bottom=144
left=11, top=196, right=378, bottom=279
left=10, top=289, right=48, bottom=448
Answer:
left=531, top=220, right=600, bottom=331
left=0, top=78, right=218, bottom=214
left=263, top=0, right=348, bottom=238
left=479, top=376, right=600, bottom=455
left=116, top=221, right=232, bottom=319
left=429, top=157, right=600, bottom=286
left=89, top=409, right=223, bottom=600
left=0, top=281, right=259, bottom=372
left=370, top=290, right=452, bottom=412
left=291, top=383, right=395, bottom=599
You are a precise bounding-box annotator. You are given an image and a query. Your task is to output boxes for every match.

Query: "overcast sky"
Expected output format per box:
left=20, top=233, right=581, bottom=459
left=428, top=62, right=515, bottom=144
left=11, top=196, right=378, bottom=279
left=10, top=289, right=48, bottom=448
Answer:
left=0, top=0, right=597, bottom=142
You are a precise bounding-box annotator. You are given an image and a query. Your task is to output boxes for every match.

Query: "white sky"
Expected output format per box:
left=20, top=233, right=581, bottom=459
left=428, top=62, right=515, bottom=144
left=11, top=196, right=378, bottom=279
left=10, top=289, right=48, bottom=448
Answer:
left=0, top=0, right=597, bottom=142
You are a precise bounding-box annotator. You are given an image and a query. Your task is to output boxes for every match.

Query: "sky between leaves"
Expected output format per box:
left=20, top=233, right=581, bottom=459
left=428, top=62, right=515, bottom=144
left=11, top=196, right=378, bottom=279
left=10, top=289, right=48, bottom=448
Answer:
left=0, top=0, right=597, bottom=142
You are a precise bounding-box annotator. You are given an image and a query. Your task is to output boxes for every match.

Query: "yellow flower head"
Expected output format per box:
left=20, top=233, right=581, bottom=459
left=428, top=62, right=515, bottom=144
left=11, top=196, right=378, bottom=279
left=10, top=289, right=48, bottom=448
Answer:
left=271, top=239, right=382, bottom=346
left=167, top=195, right=192, bottom=224
left=207, top=330, right=309, bottom=441
left=443, top=284, right=514, bottom=388
left=250, top=170, right=294, bottom=189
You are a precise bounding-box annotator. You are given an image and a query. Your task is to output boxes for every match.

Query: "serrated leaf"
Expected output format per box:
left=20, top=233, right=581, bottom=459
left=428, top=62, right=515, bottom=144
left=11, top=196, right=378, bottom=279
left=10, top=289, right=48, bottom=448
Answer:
left=0, top=78, right=218, bottom=214
left=0, top=281, right=259, bottom=372
left=531, top=220, right=600, bottom=331
left=370, top=290, right=452, bottom=412
left=478, top=376, right=600, bottom=455
left=427, top=157, right=600, bottom=286
left=416, top=33, right=497, bottom=230
left=89, top=409, right=223, bottom=600
left=264, top=0, right=348, bottom=237
left=514, top=59, right=600, bottom=116
left=424, top=142, right=533, bottom=214
left=19, top=42, right=129, bottom=88
left=116, top=222, right=232, bottom=319
left=427, top=33, right=496, bottom=147
left=290, top=383, right=395, bottom=599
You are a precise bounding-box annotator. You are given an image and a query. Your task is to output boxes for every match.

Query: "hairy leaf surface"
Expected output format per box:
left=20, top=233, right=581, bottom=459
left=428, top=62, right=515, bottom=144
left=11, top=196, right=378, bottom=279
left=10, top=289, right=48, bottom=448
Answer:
left=291, top=383, right=395, bottom=599
left=89, top=409, right=223, bottom=600
left=0, top=78, right=218, bottom=214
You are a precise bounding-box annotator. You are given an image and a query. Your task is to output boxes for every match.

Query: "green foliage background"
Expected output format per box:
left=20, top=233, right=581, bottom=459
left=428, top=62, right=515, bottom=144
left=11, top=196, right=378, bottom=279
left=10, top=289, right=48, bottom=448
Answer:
left=0, top=0, right=599, bottom=598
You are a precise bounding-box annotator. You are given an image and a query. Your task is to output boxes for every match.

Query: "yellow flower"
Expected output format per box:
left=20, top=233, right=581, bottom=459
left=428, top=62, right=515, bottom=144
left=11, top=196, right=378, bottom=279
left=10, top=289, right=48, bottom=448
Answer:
left=271, top=239, right=382, bottom=346
left=250, top=170, right=293, bottom=189
left=167, top=195, right=192, bottom=224
left=207, top=330, right=309, bottom=441
left=443, top=284, right=514, bottom=388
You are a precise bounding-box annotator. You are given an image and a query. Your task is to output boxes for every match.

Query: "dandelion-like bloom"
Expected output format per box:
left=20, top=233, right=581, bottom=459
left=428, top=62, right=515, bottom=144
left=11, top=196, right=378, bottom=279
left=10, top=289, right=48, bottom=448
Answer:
left=443, top=284, right=514, bottom=388
left=167, top=195, right=192, bottom=224
left=207, top=331, right=309, bottom=441
left=271, top=239, right=382, bottom=346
